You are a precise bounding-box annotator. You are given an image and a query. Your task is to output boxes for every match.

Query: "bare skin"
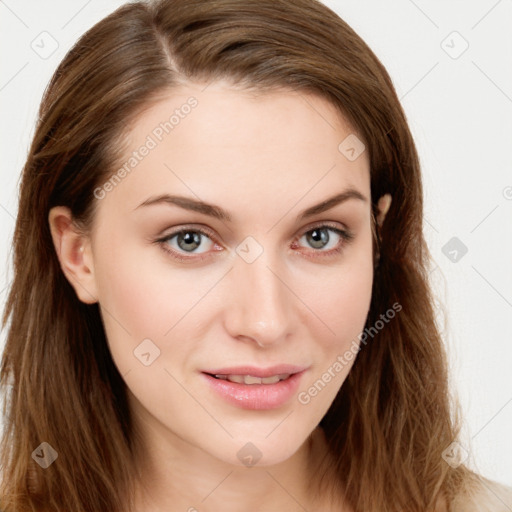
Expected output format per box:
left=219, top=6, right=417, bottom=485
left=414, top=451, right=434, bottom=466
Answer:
left=49, top=81, right=391, bottom=511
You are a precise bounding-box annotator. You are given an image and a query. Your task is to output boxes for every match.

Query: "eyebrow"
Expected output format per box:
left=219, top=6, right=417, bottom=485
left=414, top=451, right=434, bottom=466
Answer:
left=134, top=188, right=367, bottom=222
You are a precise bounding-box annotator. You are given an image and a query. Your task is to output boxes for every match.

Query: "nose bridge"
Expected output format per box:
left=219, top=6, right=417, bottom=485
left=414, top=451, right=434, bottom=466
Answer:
left=225, top=244, right=294, bottom=345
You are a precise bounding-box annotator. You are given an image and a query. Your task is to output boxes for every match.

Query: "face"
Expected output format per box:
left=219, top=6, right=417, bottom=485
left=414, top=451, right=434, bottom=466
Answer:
left=76, top=81, right=374, bottom=467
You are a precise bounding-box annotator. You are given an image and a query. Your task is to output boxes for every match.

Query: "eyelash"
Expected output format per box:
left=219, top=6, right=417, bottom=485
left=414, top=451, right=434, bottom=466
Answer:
left=153, top=222, right=355, bottom=263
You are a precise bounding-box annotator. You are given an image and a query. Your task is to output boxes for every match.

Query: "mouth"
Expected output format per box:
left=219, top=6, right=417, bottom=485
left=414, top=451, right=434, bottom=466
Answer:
left=201, top=365, right=307, bottom=410
left=208, top=373, right=291, bottom=385
left=202, top=364, right=307, bottom=378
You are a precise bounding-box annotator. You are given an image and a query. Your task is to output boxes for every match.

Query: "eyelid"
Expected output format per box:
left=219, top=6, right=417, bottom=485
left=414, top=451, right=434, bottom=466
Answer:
left=297, top=219, right=351, bottom=237
left=154, top=221, right=354, bottom=262
left=291, top=221, right=355, bottom=257
left=153, top=224, right=219, bottom=263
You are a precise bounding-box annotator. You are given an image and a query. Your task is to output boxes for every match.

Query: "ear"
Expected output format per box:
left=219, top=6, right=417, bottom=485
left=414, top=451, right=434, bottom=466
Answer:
left=48, top=206, right=98, bottom=304
left=376, top=194, right=392, bottom=227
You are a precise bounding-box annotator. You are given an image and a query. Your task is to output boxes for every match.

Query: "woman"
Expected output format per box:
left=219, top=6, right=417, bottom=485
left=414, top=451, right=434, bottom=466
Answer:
left=0, top=0, right=510, bottom=511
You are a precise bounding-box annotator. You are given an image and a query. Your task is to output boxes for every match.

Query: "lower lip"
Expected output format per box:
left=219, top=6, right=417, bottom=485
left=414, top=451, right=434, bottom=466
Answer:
left=201, top=371, right=305, bottom=410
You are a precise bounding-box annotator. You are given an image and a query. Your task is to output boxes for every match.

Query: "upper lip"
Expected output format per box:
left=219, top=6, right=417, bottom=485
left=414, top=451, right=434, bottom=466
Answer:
left=202, top=364, right=308, bottom=378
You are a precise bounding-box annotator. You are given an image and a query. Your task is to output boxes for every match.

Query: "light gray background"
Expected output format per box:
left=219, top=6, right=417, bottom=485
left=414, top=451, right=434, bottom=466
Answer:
left=0, top=0, right=511, bottom=487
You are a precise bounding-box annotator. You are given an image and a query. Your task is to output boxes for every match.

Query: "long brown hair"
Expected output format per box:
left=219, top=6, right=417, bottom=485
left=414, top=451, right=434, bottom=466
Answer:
left=0, top=0, right=481, bottom=510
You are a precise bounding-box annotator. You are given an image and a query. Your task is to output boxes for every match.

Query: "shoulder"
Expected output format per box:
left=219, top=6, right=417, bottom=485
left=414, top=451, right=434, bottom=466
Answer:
left=450, top=476, right=512, bottom=512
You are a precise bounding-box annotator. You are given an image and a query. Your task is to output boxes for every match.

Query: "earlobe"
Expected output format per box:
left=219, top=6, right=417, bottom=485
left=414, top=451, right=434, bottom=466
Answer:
left=48, top=206, right=98, bottom=304
left=376, top=194, right=392, bottom=227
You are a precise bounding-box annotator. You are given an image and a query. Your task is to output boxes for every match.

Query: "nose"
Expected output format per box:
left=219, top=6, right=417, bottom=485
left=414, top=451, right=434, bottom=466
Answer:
left=223, top=249, right=295, bottom=348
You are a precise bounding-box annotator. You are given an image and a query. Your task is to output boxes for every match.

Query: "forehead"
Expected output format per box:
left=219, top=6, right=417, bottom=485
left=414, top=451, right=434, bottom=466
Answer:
left=94, top=81, right=370, bottom=223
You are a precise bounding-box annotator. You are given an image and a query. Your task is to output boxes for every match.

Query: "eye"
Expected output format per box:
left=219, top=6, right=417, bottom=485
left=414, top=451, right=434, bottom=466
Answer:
left=292, top=223, right=354, bottom=259
left=154, top=222, right=354, bottom=262
left=155, top=226, right=219, bottom=262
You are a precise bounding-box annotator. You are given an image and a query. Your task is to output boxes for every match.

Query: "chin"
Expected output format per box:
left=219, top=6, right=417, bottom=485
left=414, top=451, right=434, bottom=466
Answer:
left=208, top=430, right=311, bottom=469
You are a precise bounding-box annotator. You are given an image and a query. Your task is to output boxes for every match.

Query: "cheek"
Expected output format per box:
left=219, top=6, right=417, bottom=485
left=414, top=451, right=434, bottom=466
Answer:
left=91, top=230, right=229, bottom=377
left=295, top=243, right=373, bottom=412
left=332, top=264, right=373, bottom=341
left=297, top=230, right=374, bottom=347
left=91, top=234, right=183, bottom=367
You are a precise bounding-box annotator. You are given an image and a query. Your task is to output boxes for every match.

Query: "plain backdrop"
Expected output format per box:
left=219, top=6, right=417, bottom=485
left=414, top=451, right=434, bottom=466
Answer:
left=0, top=0, right=511, bottom=487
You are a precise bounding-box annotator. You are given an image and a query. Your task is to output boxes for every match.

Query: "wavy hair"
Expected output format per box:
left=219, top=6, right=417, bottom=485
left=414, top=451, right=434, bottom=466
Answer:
left=0, top=0, right=485, bottom=510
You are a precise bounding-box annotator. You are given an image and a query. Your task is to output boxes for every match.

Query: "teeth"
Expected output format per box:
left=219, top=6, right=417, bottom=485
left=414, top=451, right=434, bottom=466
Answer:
left=244, top=375, right=262, bottom=385
left=261, top=375, right=281, bottom=384
left=213, top=373, right=290, bottom=384
left=227, top=375, right=245, bottom=384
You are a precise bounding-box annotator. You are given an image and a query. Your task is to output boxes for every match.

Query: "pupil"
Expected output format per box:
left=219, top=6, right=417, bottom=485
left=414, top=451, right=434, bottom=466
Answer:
left=308, top=228, right=328, bottom=249
left=179, top=231, right=201, bottom=251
